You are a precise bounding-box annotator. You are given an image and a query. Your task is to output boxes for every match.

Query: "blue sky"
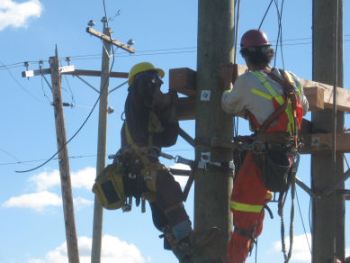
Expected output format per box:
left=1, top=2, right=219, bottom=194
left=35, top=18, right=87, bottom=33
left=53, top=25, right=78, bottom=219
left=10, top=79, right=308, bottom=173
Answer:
left=0, top=0, right=349, bottom=262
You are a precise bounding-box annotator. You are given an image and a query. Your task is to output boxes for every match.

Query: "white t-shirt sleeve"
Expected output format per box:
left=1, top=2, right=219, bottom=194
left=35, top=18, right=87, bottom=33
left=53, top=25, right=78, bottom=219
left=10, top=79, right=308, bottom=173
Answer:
left=221, top=77, right=247, bottom=116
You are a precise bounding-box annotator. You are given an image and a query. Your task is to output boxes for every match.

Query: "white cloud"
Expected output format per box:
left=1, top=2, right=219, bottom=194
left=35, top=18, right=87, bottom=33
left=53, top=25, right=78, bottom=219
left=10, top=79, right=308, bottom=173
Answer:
left=0, top=0, right=42, bottom=31
left=170, top=163, right=191, bottom=189
left=273, top=233, right=312, bottom=262
left=30, top=167, right=96, bottom=191
left=2, top=191, right=92, bottom=211
left=28, top=235, right=148, bottom=263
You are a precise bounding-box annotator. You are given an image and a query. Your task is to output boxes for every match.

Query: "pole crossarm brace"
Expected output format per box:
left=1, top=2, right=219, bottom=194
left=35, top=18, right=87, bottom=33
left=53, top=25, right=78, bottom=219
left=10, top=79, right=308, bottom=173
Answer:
left=22, top=67, right=128, bottom=79
left=22, top=65, right=75, bottom=78
left=86, top=27, right=135, bottom=54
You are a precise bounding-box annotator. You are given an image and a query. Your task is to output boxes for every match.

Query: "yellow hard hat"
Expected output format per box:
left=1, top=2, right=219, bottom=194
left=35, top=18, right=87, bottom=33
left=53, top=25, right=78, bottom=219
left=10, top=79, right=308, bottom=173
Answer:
left=128, top=62, right=165, bottom=86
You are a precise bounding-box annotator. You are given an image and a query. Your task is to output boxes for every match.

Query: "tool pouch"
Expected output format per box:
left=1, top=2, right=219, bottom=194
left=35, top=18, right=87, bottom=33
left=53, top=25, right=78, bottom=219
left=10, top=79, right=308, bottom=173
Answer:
left=254, top=147, right=297, bottom=192
left=92, top=162, right=126, bottom=210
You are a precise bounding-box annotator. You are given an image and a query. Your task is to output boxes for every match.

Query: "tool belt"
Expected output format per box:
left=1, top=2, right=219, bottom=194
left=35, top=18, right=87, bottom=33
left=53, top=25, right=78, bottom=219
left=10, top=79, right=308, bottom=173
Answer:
left=93, top=147, right=164, bottom=211
left=253, top=133, right=299, bottom=192
left=235, top=132, right=299, bottom=192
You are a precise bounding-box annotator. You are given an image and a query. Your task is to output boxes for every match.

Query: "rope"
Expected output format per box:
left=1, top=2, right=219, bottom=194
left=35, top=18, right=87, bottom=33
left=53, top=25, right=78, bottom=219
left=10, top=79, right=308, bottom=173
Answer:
left=280, top=181, right=295, bottom=263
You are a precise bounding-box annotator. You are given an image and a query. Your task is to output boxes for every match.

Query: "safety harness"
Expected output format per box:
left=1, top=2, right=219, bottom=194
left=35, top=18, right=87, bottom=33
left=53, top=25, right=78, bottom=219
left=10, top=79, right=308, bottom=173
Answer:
left=251, top=69, right=302, bottom=263
left=232, top=69, right=303, bottom=262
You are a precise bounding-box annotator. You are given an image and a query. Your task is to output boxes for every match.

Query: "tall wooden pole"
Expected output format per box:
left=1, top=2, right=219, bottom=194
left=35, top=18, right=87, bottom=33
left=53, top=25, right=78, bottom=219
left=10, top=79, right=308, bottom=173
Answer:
left=193, top=0, right=234, bottom=262
left=50, top=47, right=80, bottom=263
left=91, top=19, right=112, bottom=263
left=312, top=0, right=345, bottom=262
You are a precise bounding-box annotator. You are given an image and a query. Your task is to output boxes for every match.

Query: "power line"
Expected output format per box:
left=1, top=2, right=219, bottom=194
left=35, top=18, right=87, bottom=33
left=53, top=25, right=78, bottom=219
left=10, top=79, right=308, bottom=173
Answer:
left=0, top=154, right=97, bottom=166
left=0, top=59, right=44, bottom=103
left=2, top=36, right=350, bottom=70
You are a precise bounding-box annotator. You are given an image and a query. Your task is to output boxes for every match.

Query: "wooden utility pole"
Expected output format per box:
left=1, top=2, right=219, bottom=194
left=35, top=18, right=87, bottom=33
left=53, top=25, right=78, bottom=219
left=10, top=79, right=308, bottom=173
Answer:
left=312, top=0, right=345, bottom=262
left=193, top=0, right=234, bottom=262
left=88, top=18, right=134, bottom=263
left=90, top=18, right=112, bottom=263
left=49, top=46, right=80, bottom=263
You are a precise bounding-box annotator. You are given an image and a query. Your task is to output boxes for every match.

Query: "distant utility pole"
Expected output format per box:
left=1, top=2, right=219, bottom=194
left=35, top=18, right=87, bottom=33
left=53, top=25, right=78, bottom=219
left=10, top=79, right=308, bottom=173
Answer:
left=193, top=0, right=234, bottom=262
left=312, top=0, right=345, bottom=262
left=50, top=47, right=80, bottom=263
left=88, top=18, right=134, bottom=263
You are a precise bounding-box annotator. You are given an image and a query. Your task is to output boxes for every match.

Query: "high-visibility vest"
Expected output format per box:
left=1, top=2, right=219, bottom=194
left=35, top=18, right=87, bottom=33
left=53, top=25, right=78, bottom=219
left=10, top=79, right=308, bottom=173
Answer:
left=249, top=71, right=303, bottom=134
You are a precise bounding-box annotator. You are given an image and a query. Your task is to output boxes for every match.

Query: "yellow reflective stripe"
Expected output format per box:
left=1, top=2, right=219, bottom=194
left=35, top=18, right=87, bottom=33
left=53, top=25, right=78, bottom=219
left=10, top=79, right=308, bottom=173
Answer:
left=230, top=201, right=264, bottom=213
left=250, top=88, right=273, bottom=100
left=251, top=71, right=284, bottom=105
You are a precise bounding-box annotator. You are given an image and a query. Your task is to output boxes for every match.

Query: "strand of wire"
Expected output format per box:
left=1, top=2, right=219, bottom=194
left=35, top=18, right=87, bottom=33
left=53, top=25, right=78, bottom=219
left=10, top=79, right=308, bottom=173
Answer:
left=2, top=36, right=350, bottom=70
left=233, top=0, right=241, bottom=64
left=273, top=0, right=284, bottom=68
left=1, top=154, right=97, bottom=166
left=332, top=0, right=340, bottom=167
left=0, top=59, right=43, bottom=103
left=295, top=188, right=312, bottom=254
left=258, top=0, right=274, bottom=30
left=102, top=0, right=110, bottom=28
left=15, top=43, right=118, bottom=173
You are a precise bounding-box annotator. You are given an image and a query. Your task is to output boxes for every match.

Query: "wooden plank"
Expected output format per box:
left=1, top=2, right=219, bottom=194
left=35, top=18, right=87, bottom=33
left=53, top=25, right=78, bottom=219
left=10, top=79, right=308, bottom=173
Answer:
left=169, top=68, right=196, bottom=97
left=301, top=79, right=350, bottom=112
left=63, top=69, right=128, bottom=78
left=86, top=27, right=135, bottom=53
left=300, top=132, right=350, bottom=153
left=303, top=86, right=325, bottom=111
left=176, top=97, right=195, bottom=120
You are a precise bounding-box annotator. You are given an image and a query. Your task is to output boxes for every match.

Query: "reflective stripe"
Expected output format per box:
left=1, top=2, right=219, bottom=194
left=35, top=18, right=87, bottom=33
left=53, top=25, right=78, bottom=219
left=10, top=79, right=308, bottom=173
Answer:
left=251, top=71, right=296, bottom=133
left=251, top=88, right=273, bottom=100
left=251, top=71, right=284, bottom=105
left=230, top=201, right=264, bottom=213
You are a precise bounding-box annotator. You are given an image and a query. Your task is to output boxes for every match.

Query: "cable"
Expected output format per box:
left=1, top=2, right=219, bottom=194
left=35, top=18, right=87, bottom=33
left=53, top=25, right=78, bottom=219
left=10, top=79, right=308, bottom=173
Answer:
left=258, top=0, right=274, bottom=30
left=0, top=59, right=43, bottom=103
left=15, top=93, right=101, bottom=173
left=296, top=188, right=312, bottom=254
left=233, top=0, right=241, bottom=64
left=102, top=0, right=109, bottom=28
left=273, top=0, right=283, bottom=68
left=108, top=80, right=128, bottom=94
left=1, top=154, right=96, bottom=166
left=0, top=148, right=20, bottom=162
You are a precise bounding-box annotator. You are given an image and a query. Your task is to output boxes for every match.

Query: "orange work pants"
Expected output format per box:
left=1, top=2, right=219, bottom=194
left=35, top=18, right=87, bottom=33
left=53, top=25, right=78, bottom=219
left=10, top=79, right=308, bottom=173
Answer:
left=227, top=152, right=271, bottom=263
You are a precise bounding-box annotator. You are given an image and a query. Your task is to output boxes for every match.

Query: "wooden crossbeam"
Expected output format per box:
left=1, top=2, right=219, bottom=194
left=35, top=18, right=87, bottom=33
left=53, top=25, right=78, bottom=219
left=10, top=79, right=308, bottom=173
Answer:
left=171, top=65, right=350, bottom=121
left=86, top=27, right=135, bottom=54
left=300, top=132, right=350, bottom=153
left=22, top=68, right=128, bottom=79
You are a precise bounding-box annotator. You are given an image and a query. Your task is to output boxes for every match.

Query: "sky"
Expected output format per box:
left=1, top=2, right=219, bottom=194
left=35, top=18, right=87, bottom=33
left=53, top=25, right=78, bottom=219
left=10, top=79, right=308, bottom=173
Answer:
left=0, top=0, right=349, bottom=263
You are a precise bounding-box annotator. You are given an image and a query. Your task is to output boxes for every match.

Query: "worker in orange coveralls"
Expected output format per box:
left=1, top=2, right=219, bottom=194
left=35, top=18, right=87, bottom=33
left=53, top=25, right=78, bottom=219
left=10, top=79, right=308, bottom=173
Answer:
left=221, top=29, right=309, bottom=263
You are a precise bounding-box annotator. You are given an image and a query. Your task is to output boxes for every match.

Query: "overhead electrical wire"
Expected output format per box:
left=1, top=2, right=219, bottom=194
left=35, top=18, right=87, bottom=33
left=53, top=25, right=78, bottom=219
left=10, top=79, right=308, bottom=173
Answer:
left=1, top=154, right=97, bottom=166
left=15, top=39, right=119, bottom=173
left=1, top=35, right=350, bottom=71
left=0, top=59, right=44, bottom=103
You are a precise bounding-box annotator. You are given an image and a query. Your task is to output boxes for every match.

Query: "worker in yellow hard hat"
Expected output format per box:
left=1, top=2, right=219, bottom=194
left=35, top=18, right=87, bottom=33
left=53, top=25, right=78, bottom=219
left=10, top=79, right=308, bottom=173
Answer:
left=122, top=62, right=197, bottom=261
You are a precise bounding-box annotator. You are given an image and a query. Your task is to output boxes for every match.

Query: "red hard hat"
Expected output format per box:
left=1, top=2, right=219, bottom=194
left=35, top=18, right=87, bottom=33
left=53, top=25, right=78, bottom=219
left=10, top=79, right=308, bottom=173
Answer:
left=240, top=29, right=270, bottom=49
